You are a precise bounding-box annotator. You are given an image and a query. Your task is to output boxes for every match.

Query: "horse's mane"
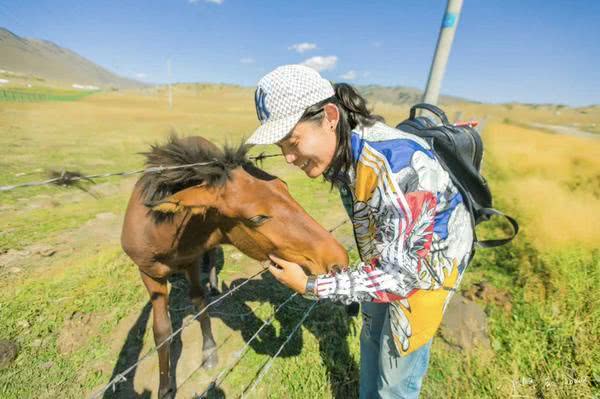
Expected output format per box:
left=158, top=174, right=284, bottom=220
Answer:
left=138, top=134, right=253, bottom=206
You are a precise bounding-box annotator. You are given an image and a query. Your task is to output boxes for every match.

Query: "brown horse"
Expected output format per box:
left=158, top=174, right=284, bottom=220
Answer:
left=120, top=135, right=348, bottom=398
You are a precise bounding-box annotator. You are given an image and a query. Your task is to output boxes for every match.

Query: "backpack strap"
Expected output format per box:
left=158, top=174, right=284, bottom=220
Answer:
left=475, top=208, right=520, bottom=248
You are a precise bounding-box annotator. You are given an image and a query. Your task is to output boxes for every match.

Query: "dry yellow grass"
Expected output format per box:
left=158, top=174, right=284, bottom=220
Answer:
left=483, top=122, right=600, bottom=250
left=373, top=100, right=600, bottom=251
left=444, top=102, right=600, bottom=131
left=0, top=85, right=258, bottom=188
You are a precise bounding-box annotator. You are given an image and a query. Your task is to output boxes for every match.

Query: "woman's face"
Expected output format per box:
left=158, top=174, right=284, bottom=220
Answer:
left=276, top=104, right=339, bottom=178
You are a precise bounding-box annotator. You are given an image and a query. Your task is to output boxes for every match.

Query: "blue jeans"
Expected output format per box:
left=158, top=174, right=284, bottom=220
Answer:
left=359, top=302, right=432, bottom=399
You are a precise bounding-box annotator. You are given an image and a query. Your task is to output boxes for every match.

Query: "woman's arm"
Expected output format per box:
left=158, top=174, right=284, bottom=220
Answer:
left=269, top=142, right=449, bottom=304
left=268, top=253, right=412, bottom=304
left=313, top=261, right=403, bottom=304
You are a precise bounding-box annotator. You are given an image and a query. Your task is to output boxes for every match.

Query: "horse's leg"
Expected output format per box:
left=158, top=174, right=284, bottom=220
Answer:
left=140, top=271, right=174, bottom=399
left=207, top=247, right=220, bottom=296
left=186, top=262, right=219, bottom=369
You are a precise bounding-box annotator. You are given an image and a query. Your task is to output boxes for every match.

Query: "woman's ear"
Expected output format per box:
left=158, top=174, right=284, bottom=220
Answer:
left=323, top=103, right=339, bottom=130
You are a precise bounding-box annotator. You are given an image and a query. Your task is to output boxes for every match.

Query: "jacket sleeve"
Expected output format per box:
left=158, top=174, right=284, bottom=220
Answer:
left=315, top=261, right=406, bottom=304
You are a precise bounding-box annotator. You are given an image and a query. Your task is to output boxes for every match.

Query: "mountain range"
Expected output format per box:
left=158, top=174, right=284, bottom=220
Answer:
left=0, top=26, right=470, bottom=104
left=0, top=27, right=144, bottom=89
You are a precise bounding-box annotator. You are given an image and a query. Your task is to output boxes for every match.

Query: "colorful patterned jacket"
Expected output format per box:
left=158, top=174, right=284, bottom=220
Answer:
left=315, top=121, right=474, bottom=356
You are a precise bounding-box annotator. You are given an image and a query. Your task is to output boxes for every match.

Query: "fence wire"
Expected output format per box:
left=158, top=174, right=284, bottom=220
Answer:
left=193, top=292, right=299, bottom=398
left=0, top=153, right=282, bottom=192
left=89, top=266, right=269, bottom=399
left=240, top=301, right=319, bottom=399
left=89, top=218, right=351, bottom=398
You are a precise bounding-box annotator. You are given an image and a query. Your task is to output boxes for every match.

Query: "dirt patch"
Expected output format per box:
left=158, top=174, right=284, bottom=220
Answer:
left=529, top=123, right=599, bottom=140
left=73, top=211, right=121, bottom=245
left=0, top=243, right=57, bottom=269
left=93, top=263, right=272, bottom=399
left=439, top=295, right=491, bottom=353
left=464, top=281, right=513, bottom=313
left=0, top=340, right=19, bottom=369
left=57, top=311, right=105, bottom=355
left=95, top=299, right=247, bottom=398
left=0, top=211, right=121, bottom=275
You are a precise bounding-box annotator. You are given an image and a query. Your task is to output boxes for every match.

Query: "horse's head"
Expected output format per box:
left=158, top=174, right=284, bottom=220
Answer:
left=145, top=136, right=348, bottom=275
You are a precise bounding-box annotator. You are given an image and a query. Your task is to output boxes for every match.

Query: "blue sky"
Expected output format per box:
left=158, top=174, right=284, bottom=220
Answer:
left=1, top=0, right=598, bottom=106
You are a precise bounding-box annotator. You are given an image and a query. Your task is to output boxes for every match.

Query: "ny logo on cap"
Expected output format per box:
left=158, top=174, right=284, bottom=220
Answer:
left=255, top=87, right=270, bottom=123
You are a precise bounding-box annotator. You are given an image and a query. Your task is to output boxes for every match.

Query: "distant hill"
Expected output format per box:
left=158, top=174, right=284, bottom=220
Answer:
left=357, top=85, right=474, bottom=106
left=0, top=27, right=145, bottom=89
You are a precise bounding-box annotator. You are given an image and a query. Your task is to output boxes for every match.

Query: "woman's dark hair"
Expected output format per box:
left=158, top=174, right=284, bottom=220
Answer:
left=297, top=82, right=384, bottom=187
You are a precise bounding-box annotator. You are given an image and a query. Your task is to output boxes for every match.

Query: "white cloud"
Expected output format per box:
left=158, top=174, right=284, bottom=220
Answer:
left=135, top=73, right=148, bottom=79
left=340, top=70, right=357, bottom=80
left=300, top=56, right=337, bottom=72
left=288, top=42, right=317, bottom=53
left=240, top=57, right=255, bottom=64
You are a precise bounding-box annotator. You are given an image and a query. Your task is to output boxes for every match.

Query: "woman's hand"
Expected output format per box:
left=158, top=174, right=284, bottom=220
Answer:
left=268, top=254, right=309, bottom=294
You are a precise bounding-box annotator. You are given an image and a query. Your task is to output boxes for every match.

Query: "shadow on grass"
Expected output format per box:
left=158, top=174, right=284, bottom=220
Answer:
left=205, top=272, right=359, bottom=399
left=104, top=248, right=359, bottom=399
left=101, top=299, right=153, bottom=399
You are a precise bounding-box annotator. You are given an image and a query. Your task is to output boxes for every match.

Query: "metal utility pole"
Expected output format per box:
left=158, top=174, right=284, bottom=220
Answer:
left=167, top=58, right=173, bottom=110
left=422, top=0, right=463, bottom=106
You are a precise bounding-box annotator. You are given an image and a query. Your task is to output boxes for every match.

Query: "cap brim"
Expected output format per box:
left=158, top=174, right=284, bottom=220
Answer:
left=245, top=110, right=305, bottom=145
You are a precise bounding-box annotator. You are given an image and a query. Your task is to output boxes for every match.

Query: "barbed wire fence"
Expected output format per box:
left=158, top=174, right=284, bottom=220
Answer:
left=194, top=239, right=358, bottom=399
left=88, top=219, right=354, bottom=399
left=239, top=300, right=319, bottom=399
left=192, top=292, right=299, bottom=398
left=89, top=266, right=270, bottom=399
left=202, top=241, right=358, bottom=398
left=0, top=153, right=283, bottom=192
left=1, top=154, right=356, bottom=399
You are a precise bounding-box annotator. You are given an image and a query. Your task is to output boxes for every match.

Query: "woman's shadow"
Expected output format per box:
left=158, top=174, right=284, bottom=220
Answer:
left=104, top=248, right=359, bottom=398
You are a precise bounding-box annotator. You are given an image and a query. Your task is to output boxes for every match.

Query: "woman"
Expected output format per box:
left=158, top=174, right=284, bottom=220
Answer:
left=246, top=65, right=474, bottom=399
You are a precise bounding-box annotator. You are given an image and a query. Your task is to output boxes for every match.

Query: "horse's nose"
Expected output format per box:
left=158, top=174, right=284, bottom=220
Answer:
left=317, top=237, right=349, bottom=274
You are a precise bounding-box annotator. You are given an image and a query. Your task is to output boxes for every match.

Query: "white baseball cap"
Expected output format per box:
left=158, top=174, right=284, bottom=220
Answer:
left=246, top=64, right=335, bottom=145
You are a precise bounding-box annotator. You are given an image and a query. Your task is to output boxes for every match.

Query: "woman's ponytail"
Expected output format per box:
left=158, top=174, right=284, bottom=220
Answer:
left=333, top=83, right=384, bottom=129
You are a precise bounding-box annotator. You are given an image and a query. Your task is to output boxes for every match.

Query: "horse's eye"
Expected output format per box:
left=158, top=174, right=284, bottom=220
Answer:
left=248, top=215, right=270, bottom=226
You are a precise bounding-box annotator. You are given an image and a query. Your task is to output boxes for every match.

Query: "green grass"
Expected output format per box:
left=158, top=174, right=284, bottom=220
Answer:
left=0, top=88, right=96, bottom=102
left=425, top=231, right=599, bottom=398
left=0, top=248, right=146, bottom=398
left=0, top=188, right=130, bottom=251
left=0, top=87, right=598, bottom=398
left=418, top=149, right=600, bottom=398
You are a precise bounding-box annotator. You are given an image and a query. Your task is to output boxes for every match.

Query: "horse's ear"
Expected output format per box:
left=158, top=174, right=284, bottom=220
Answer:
left=151, top=184, right=219, bottom=215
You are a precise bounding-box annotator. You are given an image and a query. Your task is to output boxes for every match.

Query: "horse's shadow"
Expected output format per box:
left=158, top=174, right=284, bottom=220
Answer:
left=104, top=252, right=359, bottom=399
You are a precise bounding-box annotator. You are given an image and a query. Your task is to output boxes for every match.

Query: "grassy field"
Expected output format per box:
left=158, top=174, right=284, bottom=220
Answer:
left=0, top=70, right=99, bottom=102
left=0, top=84, right=598, bottom=398
left=0, top=87, right=96, bottom=102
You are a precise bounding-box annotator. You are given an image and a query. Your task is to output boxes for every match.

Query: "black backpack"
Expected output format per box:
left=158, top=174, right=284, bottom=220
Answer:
left=396, top=103, right=519, bottom=248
